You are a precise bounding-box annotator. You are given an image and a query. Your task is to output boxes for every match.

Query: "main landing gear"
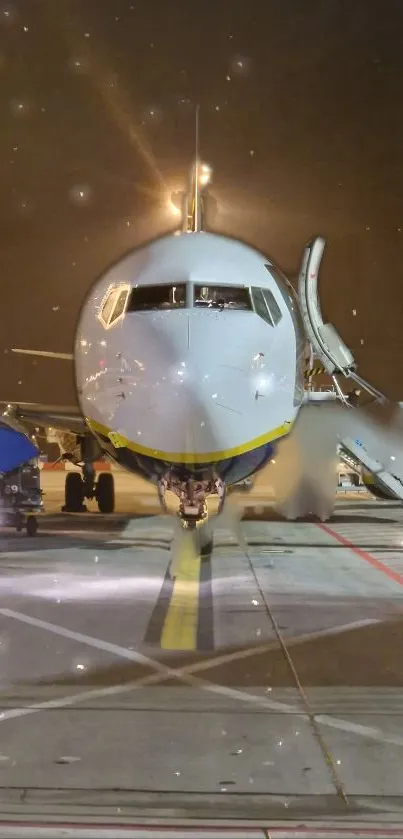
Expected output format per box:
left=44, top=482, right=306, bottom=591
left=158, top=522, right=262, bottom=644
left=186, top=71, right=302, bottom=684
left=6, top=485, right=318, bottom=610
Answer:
left=60, top=435, right=115, bottom=514
left=62, top=466, right=115, bottom=514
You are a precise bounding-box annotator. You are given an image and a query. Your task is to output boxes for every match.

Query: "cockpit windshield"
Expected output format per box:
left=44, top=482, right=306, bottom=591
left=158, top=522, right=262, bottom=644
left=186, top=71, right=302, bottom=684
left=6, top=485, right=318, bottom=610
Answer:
left=194, top=285, right=252, bottom=310
left=127, top=284, right=186, bottom=311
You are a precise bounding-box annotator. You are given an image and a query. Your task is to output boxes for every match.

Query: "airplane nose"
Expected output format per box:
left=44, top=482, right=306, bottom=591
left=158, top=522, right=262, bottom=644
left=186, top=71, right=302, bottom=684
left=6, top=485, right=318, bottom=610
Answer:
left=113, top=312, right=223, bottom=458
left=105, top=309, right=288, bottom=466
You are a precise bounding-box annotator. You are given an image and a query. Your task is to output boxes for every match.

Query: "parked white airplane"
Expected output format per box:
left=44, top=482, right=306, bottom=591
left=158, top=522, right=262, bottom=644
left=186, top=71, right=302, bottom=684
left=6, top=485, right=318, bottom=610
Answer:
left=6, top=159, right=403, bottom=540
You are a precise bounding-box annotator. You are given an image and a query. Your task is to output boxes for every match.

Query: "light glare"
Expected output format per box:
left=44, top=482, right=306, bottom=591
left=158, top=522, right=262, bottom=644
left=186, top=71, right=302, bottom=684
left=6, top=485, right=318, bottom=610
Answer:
left=168, top=198, right=181, bottom=217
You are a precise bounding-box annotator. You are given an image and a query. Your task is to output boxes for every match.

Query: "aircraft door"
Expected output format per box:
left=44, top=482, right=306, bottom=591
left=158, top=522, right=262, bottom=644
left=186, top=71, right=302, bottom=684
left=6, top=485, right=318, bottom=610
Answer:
left=298, top=237, right=355, bottom=376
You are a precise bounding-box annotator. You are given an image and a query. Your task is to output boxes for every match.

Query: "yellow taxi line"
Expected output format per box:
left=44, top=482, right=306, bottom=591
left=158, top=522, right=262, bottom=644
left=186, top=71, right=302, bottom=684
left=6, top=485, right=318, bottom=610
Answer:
left=160, top=532, right=201, bottom=651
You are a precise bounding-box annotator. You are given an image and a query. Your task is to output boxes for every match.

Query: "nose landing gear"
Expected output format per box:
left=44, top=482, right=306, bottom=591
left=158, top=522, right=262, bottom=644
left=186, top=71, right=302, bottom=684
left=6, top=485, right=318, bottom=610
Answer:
left=157, top=471, right=225, bottom=530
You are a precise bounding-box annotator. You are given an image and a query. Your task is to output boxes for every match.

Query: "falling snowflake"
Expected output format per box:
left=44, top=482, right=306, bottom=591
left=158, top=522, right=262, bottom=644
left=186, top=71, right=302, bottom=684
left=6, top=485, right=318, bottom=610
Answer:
left=68, top=55, right=87, bottom=74
left=10, top=99, right=29, bottom=116
left=231, top=55, right=251, bottom=75
left=69, top=184, right=92, bottom=205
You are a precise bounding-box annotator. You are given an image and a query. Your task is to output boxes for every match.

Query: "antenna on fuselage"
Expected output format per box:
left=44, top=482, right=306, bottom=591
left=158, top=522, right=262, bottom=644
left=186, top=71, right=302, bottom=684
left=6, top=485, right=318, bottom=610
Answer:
left=183, top=105, right=205, bottom=233
left=179, top=106, right=213, bottom=233
left=194, top=104, right=201, bottom=232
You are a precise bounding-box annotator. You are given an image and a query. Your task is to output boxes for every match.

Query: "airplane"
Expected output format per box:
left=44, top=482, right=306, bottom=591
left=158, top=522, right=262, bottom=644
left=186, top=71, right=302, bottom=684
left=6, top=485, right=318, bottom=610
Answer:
left=6, top=153, right=403, bottom=553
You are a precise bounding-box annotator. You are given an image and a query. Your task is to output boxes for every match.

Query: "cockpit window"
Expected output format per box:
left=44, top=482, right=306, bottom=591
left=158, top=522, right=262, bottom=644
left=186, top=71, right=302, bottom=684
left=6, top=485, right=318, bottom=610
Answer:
left=109, top=288, right=129, bottom=324
left=268, top=264, right=302, bottom=326
left=194, top=285, right=252, bottom=310
left=266, top=264, right=305, bottom=406
left=100, top=290, right=119, bottom=325
left=262, top=288, right=282, bottom=324
left=99, top=287, right=130, bottom=327
left=127, top=284, right=186, bottom=311
left=251, top=287, right=283, bottom=325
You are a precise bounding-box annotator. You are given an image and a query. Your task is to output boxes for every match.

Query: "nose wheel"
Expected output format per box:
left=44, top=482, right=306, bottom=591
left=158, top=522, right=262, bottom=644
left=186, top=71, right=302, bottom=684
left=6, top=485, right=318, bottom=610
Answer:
left=196, top=526, right=214, bottom=559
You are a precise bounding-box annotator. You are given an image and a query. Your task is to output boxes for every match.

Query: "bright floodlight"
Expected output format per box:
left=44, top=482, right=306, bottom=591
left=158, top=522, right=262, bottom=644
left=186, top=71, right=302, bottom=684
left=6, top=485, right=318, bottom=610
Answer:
left=199, top=162, right=212, bottom=186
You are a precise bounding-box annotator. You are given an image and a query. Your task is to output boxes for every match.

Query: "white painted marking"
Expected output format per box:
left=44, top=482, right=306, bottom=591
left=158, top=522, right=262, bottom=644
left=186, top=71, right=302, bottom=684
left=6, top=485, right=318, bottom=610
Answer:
left=0, top=675, right=163, bottom=724
left=185, top=618, right=381, bottom=676
left=0, top=608, right=170, bottom=675
left=1, top=609, right=402, bottom=748
left=315, top=713, right=403, bottom=747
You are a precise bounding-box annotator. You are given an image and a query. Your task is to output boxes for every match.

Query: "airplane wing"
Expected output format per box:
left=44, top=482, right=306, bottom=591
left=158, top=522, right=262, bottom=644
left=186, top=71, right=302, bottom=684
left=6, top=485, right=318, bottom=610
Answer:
left=12, top=348, right=73, bottom=360
left=7, top=347, right=85, bottom=433
left=0, top=403, right=87, bottom=435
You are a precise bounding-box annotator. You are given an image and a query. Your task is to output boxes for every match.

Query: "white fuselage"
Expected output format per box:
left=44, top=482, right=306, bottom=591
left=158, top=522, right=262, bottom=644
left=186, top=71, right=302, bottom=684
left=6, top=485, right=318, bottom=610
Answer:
left=75, top=232, right=305, bottom=487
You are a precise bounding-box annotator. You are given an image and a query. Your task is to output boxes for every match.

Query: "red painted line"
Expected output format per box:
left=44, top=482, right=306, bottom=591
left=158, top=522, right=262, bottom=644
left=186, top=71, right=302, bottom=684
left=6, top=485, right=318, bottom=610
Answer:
left=268, top=829, right=403, bottom=837
left=40, top=461, right=111, bottom=471
left=40, top=463, right=65, bottom=471
left=0, top=821, right=403, bottom=837
left=318, top=522, right=403, bottom=587
left=0, top=822, right=262, bottom=832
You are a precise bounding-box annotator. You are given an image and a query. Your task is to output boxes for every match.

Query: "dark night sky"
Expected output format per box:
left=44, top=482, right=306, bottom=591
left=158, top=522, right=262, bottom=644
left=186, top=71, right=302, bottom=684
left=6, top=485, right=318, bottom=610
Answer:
left=2, top=0, right=403, bottom=402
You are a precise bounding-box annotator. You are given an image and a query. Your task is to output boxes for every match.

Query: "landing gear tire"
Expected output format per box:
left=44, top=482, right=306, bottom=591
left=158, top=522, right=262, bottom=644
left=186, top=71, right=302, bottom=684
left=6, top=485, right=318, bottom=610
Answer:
left=196, top=529, right=213, bottom=560
left=63, top=472, right=85, bottom=513
left=15, top=512, right=23, bottom=533
left=26, top=516, right=37, bottom=536
left=200, top=537, right=213, bottom=559
left=95, top=472, right=115, bottom=514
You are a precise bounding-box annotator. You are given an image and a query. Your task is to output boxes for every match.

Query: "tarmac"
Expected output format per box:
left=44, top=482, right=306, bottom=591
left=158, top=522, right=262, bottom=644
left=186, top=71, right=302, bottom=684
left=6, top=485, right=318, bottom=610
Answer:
left=0, top=471, right=402, bottom=836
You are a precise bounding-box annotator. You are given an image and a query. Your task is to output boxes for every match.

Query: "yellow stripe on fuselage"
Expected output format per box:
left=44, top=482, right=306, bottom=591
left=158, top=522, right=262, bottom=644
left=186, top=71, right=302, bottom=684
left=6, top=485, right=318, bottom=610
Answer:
left=85, top=416, right=293, bottom=464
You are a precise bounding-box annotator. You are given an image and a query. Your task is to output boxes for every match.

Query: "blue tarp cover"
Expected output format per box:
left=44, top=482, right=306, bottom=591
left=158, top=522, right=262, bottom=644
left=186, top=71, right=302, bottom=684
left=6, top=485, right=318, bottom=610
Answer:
left=0, top=424, right=38, bottom=474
